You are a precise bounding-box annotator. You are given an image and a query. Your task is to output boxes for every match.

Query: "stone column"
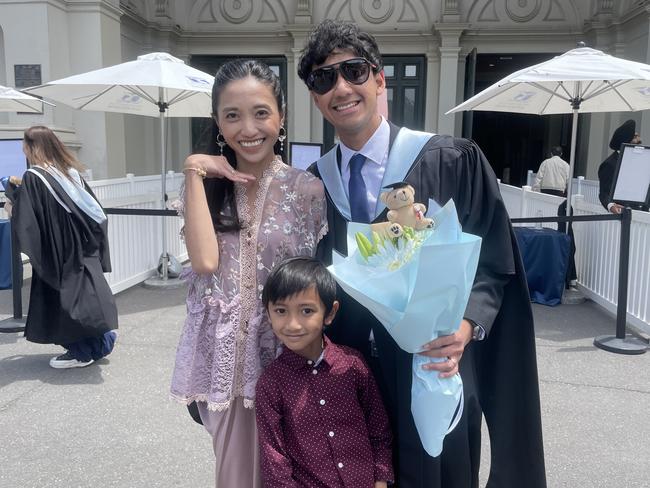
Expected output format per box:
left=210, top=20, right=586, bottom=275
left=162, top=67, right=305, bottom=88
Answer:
left=64, top=0, right=126, bottom=179
left=287, top=26, right=314, bottom=144
left=424, top=49, right=440, bottom=133
left=435, top=25, right=466, bottom=136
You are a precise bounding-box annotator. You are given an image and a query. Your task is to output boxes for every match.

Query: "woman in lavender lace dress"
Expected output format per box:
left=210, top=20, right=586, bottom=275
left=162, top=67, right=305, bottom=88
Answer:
left=170, top=59, right=327, bottom=487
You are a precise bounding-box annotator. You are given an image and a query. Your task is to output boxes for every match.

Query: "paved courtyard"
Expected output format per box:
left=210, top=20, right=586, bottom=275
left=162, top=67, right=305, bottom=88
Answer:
left=1, top=282, right=649, bottom=487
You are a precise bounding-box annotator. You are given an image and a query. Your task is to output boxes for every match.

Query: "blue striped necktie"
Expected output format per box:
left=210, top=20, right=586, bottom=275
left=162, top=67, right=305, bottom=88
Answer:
left=348, top=153, right=371, bottom=223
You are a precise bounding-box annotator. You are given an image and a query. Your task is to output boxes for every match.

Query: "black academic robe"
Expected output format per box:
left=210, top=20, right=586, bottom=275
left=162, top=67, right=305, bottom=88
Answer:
left=310, top=124, right=546, bottom=488
left=598, top=151, right=618, bottom=210
left=12, top=167, right=118, bottom=345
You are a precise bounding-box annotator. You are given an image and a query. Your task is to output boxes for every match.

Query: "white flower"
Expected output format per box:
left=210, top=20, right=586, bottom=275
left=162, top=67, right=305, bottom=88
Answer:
left=282, top=204, right=291, bottom=212
left=283, top=222, right=293, bottom=235
left=285, top=191, right=297, bottom=202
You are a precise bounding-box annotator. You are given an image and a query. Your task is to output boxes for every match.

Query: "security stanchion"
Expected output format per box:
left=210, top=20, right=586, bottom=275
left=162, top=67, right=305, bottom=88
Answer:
left=593, top=207, right=647, bottom=355
left=512, top=210, right=647, bottom=355
left=0, top=219, right=26, bottom=333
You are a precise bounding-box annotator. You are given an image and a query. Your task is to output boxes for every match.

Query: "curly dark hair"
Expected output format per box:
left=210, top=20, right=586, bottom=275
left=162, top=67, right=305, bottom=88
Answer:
left=297, top=19, right=383, bottom=84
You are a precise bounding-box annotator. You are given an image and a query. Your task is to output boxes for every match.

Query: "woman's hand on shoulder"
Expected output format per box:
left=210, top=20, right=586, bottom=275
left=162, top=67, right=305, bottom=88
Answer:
left=183, top=154, right=255, bottom=184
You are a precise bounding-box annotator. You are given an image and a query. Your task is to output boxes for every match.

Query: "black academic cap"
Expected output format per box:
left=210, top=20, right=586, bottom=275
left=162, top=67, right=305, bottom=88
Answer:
left=383, top=181, right=410, bottom=190
left=609, top=119, right=636, bottom=150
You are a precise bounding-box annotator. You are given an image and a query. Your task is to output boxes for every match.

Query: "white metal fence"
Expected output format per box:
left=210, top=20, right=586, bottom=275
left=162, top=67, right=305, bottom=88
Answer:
left=1, top=173, right=187, bottom=295
left=93, top=173, right=187, bottom=294
left=500, top=183, right=650, bottom=334
left=526, top=171, right=601, bottom=207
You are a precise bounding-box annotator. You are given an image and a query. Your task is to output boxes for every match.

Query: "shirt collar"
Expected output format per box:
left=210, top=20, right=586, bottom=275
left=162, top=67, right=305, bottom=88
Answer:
left=340, top=117, right=390, bottom=173
left=278, top=335, right=337, bottom=370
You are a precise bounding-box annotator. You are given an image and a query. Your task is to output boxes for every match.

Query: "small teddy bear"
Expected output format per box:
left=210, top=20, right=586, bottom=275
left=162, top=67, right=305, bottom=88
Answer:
left=370, top=182, right=434, bottom=239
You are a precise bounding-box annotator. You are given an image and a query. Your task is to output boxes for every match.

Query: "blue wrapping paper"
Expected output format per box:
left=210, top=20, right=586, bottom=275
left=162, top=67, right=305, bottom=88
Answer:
left=328, top=200, right=482, bottom=457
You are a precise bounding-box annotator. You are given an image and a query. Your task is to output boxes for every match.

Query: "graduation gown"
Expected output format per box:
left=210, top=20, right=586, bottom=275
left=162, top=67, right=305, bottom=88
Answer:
left=310, top=123, right=546, bottom=488
left=598, top=151, right=618, bottom=210
left=12, top=167, right=117, bottom=345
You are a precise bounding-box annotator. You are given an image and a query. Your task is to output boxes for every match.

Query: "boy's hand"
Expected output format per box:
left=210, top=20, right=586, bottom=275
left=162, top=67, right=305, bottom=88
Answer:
left=374, top=482, right=388, bottom=488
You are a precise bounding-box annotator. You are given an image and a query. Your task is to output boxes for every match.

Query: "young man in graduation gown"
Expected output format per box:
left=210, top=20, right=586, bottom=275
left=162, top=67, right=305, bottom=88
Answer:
left=298, top=20, right=546, bottom=488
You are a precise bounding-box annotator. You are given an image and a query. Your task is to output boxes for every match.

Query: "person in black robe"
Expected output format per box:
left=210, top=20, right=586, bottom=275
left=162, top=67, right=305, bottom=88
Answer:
left=297, top=20, right=546, bottom=488
left=598, top=120, right=647, bottom=212
left=9, top=126, right=117, bottom=369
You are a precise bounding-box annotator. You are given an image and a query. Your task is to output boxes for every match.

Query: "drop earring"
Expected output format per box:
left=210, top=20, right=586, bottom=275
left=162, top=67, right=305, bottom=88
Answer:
left=216, top=131, right=226, bottom=155
left=278, top=126, right=287, bottom=153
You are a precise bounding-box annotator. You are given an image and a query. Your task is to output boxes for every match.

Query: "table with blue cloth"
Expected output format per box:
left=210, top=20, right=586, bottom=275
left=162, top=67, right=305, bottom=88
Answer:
left=0, top=219, right=11, bottom=290
left=514, top=226, right=571, bottom=306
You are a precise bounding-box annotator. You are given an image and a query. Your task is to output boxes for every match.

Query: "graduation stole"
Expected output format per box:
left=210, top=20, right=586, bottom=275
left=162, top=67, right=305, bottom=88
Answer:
left=316, top=127, right=434, bottom=221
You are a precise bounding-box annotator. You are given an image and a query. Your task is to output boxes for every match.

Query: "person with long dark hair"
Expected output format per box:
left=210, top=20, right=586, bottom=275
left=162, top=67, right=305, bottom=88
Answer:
left=9, top=125, right=117, bottom=368
left=169, top=59, right=327, bottom=487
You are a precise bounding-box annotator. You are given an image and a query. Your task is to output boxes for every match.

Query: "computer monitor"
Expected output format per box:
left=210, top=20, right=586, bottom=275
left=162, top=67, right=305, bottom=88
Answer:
left=612, top=143, right=650, bottom=209
left=0, top=139, right=28, bottom=183
left=289, top=142, right=323, bottom=171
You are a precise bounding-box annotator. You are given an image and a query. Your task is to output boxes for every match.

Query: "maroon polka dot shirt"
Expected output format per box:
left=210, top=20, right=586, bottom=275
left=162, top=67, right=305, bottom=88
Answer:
left=256, top=336, right=394, bottom=487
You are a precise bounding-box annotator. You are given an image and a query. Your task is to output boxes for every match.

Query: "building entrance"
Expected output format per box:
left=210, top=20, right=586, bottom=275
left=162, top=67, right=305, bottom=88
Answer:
left=465, top=52, right=579, bottom=186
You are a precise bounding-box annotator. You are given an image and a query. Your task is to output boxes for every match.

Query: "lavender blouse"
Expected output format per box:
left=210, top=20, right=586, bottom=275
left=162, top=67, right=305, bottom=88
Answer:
left=170, top=158, right=327, bottom=411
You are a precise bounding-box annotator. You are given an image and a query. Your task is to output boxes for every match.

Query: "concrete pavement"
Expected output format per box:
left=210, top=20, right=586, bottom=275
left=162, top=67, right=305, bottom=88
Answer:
left=1, top=283, right=649, bottom=488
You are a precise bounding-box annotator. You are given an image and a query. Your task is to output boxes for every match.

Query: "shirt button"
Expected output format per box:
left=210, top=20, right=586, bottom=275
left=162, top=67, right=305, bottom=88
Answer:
left=337, top=462, right=344, bottom=469
left=307, top=360, right=313, bottom=365
left=319, top=399, right=325, bottom=405
left=312, top=369, right=318, bottom=375
left=329, top=431, right=334, bottom=437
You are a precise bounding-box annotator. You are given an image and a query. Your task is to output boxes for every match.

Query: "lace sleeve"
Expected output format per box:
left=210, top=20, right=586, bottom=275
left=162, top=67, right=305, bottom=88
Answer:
left=300, top=172, right=328, bottom=245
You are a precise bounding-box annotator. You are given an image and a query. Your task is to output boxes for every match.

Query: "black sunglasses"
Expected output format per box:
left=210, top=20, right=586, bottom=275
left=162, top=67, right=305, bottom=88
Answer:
left=306, top=58, right=377, bottom=95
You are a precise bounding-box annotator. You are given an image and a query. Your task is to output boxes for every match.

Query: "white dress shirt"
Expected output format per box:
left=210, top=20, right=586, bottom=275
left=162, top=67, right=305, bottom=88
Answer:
left=339, top=117, right=390, bottom=220
left=533, top=155, right=570, bottom=192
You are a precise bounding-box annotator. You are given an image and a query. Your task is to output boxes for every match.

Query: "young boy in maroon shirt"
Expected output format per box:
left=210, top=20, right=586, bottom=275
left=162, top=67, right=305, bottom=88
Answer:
left=256, top=256, right=393, bottom=488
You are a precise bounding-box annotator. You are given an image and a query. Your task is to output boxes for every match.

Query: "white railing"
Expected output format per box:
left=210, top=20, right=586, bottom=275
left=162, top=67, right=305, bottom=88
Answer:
left=91, top=173, right=187, bottom=294
left=500, top=184, right=650, bottom=334
left=88, top=171, right=183, bottom=203
left=499, top=183, right=566, bottom=229
left=526, top=170, right=601, bottom=207
left=1, top=173, right=188, bottom=295
left=101, top=192, right=187, bottom=294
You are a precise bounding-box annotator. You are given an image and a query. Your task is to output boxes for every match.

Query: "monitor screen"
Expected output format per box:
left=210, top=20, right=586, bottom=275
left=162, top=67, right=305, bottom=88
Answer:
left=0, top=139, right=28, bottom=183
left=613, top=144, right=650, bottom=208
left=290, top=142, right=323, bottom=171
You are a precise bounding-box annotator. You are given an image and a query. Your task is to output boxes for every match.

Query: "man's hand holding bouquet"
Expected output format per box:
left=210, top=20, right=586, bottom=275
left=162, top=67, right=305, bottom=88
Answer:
left=328, top=183, right=482, bottom=457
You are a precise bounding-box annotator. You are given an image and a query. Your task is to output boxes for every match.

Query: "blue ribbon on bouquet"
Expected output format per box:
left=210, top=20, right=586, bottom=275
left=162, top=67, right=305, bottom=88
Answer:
left=328, top=199, right=482, bottom=457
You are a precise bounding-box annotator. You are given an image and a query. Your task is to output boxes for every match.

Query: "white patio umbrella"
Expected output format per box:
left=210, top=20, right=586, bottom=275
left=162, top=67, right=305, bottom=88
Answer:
left=447, top=46, right=650, bottom=220
left=26, top=52, right=215, bottom=280
left=0, top=85, right=52, bottom=113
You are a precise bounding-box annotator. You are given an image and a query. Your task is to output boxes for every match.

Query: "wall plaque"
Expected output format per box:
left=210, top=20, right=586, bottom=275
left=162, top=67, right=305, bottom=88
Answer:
left=14, top=64, right=42, bottom=89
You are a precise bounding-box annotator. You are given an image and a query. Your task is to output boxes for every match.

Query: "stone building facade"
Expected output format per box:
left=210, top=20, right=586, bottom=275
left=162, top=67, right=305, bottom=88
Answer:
left=0, top=0, right=648, bottom=182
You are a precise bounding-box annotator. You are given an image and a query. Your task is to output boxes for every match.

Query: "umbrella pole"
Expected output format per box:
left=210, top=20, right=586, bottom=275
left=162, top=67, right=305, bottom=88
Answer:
left=159, top=90, right=168, bottom=280
left=564, top=106, right=579, bottom=234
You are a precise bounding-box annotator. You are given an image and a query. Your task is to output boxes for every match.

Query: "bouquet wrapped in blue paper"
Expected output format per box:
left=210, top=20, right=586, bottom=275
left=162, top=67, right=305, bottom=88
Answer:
left=328, top=196, right=481, bottom=457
